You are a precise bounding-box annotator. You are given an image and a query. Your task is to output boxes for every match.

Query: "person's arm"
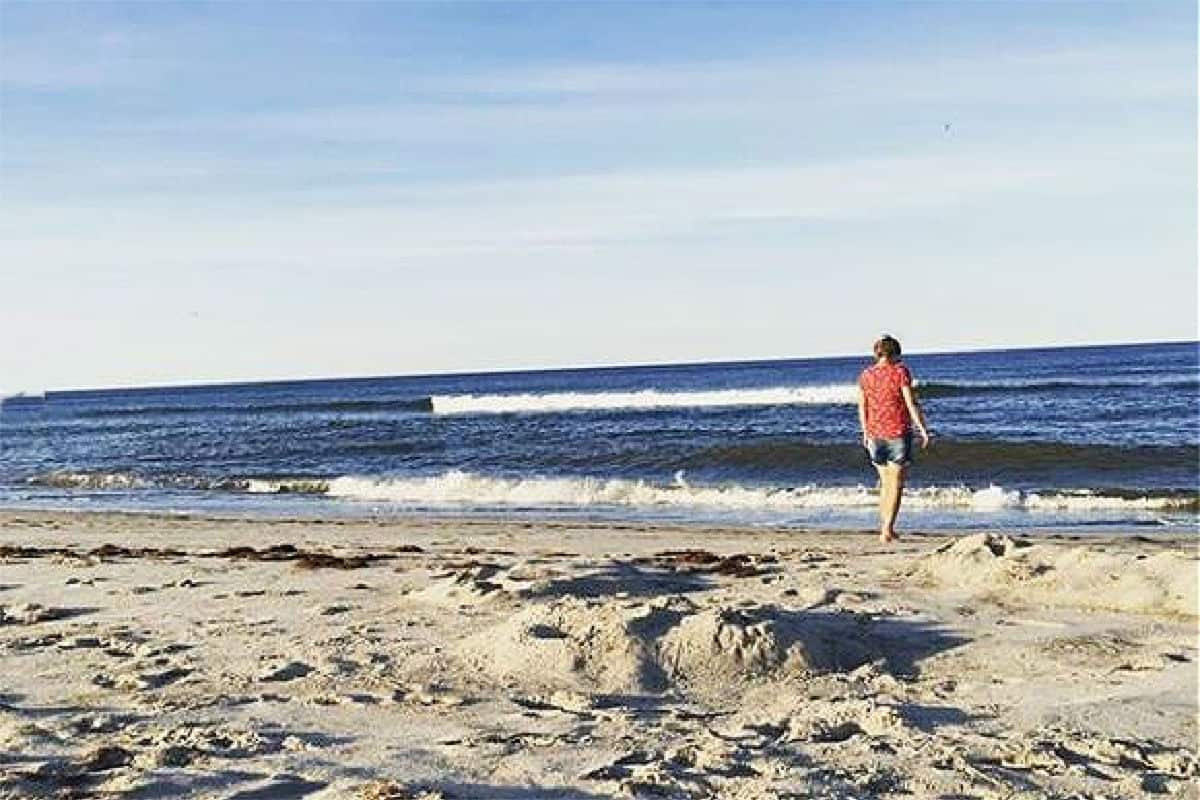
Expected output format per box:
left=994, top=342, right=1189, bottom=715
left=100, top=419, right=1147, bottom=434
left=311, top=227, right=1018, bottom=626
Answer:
left=857, top=383, right=869, bottom=447
left=900, top=385, right=931, bottom=449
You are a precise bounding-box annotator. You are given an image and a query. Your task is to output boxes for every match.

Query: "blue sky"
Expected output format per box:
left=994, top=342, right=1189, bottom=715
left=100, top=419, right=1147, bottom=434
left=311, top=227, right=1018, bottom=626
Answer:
left=1, top=1, right=1195, bottom=391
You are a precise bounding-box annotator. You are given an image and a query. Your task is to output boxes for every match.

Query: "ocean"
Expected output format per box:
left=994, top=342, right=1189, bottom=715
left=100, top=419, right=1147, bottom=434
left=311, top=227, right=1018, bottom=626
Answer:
left=2, top=341, right=1197, bottom=532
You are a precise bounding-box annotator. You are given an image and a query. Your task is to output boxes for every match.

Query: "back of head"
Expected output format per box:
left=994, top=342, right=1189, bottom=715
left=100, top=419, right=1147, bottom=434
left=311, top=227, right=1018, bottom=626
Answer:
left=873, top=335, right=902, bottom=362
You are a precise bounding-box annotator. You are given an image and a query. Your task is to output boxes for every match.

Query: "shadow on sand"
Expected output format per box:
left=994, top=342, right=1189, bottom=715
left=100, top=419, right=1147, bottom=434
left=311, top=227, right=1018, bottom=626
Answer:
left=520, top=560, right=717, bottom=600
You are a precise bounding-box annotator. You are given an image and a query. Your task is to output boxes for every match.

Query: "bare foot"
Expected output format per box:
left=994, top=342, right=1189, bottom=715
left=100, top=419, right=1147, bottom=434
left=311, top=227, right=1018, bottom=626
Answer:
left=879, top=530, right=899, bottom=544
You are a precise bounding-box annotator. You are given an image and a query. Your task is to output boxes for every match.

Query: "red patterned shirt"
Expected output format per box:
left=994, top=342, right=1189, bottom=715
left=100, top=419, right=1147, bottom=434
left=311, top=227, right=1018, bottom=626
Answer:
left=859, top=362, right=913, bottom=439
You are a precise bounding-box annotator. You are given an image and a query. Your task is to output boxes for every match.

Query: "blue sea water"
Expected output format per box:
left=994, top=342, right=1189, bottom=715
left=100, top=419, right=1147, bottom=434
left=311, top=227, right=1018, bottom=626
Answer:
left=1, top=342, right=1197, bottom=532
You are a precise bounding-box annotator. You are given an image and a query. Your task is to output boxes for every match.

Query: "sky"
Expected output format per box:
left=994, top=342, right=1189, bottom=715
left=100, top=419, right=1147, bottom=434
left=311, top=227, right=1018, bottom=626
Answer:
left=1, top=1, right=1196, bottom=392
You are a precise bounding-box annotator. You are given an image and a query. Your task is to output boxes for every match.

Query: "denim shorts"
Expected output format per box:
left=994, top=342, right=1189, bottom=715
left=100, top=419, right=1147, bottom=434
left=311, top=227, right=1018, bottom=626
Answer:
left=866, top=432, right=913, bottom=466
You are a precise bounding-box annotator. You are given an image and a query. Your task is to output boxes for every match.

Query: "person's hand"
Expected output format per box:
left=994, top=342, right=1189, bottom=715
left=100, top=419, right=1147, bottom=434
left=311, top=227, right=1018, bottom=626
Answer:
left=919, top=429, right=931, bottom=450
left=862, top=433, right=870, bottom=449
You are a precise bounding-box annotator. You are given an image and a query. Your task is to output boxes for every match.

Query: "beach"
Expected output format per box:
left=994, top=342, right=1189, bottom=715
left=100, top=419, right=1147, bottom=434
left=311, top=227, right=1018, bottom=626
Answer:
left=0, top=511, right=1195, bottom=799
left=6, top=0, right=1197, bottom=796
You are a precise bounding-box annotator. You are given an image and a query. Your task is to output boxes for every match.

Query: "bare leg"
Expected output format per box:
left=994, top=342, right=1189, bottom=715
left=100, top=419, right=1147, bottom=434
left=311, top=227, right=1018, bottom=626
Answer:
left=879, top=463, right=906, bottom=543
left=873, top=464, right=889, bottom=540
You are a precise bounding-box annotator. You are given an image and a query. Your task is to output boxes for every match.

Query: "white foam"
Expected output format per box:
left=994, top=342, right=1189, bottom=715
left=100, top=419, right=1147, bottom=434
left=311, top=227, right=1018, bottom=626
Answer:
left=27, top=469, right=1193, bottom=516
left=1022, top=492, right=1189, bottom=512
left=322, top=471, right=1192, bottom=514
left=27, top=471, right=149, bottom=490
left=430, top=385, right=858, bottom=415
left=244, top=478, right=330, bottom=494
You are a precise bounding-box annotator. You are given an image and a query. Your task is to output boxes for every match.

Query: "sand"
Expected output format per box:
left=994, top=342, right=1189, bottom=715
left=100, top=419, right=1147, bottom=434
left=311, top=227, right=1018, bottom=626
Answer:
left=0, top=511, right=1195, bottom=799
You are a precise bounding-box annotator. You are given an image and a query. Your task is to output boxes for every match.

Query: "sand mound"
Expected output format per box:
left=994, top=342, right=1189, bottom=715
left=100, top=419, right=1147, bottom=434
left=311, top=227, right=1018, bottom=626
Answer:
left=781, top=697, right=910, bottom=742
left=905, top=533, right=1198, bottom=617
left=457, top=596, right=878, bottom=697
left=456, top=595, right=685, bottom=693
left=658, top=605, right=874, bottom=696
left=659, top=607, right=786, bottom=684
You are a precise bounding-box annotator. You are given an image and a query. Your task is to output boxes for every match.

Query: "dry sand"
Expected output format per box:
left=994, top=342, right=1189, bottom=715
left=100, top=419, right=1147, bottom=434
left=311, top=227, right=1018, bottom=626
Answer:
left=0, top=511, right=1195, bottom=799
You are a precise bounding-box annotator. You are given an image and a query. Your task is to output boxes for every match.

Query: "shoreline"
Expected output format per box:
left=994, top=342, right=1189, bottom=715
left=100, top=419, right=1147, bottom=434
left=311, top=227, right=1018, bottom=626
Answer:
left=1, top=506, right=1195, bottom=543
left=1, top=511, right=1196, bottom=798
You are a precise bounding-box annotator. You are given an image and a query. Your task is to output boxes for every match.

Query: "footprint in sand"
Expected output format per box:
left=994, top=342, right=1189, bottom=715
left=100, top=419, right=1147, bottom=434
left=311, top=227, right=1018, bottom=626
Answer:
left=318, top=603, right=356, bottom=616
left=116, top=666, right=192, bottom=691
left=58, top=635, right=103, bottom=649
left=392, top=683, right=469, bottom=707
left=258, top=660, right=315, bottom=682
left=69, top=713, right=140, bottom=735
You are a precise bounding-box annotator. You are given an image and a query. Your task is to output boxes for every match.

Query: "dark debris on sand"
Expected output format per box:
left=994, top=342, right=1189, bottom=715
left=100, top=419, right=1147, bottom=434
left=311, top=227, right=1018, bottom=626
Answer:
left=0, top=543, right=185, bottom=561
left=207, top=544, right=396, bottom=570
left=642, top=549, right=779, bottom=578
left=0, top=542, right=401, bottom=570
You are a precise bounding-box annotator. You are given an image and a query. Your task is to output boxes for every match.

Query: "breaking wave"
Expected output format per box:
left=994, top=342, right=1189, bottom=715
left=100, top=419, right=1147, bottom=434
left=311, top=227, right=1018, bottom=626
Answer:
left=28, top=471, right=153, bottom=491
left=13, top=376, right=1195, bottom=422
left=319, top=471, right=1198, bottom=513
left=24, top=470, right=1199, bottom=516
left=430, top=385, right=858, bottom=415
left=26, top=471, right=328, bottom=495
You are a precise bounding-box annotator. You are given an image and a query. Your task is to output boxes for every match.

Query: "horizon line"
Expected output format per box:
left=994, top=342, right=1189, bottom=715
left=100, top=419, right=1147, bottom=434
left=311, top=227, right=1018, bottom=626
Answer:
left=10, top=336, right=1197, bottom=399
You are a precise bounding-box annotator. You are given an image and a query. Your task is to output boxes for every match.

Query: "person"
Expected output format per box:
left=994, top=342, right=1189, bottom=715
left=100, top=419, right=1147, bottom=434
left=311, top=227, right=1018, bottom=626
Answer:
left=856, top=335, right=931, bottom=543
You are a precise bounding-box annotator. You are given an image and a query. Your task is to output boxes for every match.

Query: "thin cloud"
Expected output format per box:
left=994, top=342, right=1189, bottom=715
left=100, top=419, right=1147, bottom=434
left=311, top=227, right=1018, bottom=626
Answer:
left=2, top=150, right=1152, bottom=270
left=420, top=42, right=1193, bottom=103
left=40, top=39, right=1189, bottom=144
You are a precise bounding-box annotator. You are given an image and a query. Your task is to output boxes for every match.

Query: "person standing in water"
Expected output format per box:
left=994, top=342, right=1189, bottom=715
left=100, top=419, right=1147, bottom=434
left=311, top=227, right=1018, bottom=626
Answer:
left=857, top=335, right=931, bottom=543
